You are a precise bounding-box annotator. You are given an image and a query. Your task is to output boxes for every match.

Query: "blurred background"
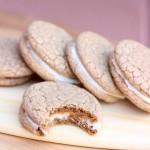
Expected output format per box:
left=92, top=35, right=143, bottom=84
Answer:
left=0, top=0, right=149, bottom=46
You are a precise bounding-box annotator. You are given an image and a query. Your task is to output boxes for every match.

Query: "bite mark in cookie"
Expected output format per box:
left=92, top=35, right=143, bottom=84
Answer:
left=19, top=81, right=102, bottom=135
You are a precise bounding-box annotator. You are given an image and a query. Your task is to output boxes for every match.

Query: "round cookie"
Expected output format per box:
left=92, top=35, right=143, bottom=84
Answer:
left=109, top=40, right=150, bottom=112
left=66, top=32, right=125, bottom=102
left=19, top=81, right=102, bottom=135
left=0, top=28, right=34, bottom=86
left=19, top=20, right=79, bottom=84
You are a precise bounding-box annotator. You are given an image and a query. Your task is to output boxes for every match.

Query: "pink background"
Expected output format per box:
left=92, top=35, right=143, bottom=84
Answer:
left=0, top=0, right=149, bottom=46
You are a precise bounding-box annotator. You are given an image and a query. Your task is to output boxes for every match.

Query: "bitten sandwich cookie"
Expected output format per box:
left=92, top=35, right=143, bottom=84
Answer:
left=20, top=20, right=79, bottom=84
left=109, top=40, right=150, bottom=112
left=0, top=28, right=33, bottom=86
left=66, top=32, right=125, bottom=102
left=19, top=81, right=101, bottom=135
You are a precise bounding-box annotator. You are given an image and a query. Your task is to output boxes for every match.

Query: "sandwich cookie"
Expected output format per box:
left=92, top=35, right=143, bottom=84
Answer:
left=20, top=20, right=79, bottom=84
left=109, top=40, right=150, bottom=112
left=19, top=81, right=102, bottom=135
left=0, top=28, right=33, bottom=86
left=66, top=32, right=125, bottom=102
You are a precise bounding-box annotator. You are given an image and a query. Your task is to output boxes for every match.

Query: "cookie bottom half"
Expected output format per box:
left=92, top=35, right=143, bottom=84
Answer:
left=19, top=105, right=101, bottom=136
left=109, top=55, right=150, bottom=112
left=0, top=76, right=31, bottom=86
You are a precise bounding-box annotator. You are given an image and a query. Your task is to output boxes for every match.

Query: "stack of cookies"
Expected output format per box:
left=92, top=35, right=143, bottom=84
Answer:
left=1, top=20, right=150, bottom=136
left=0, top=28, right=33, bottom=86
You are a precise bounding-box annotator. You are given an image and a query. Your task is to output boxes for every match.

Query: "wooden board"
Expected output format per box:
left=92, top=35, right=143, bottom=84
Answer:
left=0, top=80, right=150, bottom=150
left=0, top=133, right=103, bottom=150
left=0, top=12, right=150, bottom=150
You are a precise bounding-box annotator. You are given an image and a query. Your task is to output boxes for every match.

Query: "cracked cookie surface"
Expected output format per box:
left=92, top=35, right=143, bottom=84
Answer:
left=26, top=21, right=76, bottom=78
left=0, top=28, right=33, bottom=86
left=20, top=81, right=102, bottom=135
left=0, top=37, right=33, bottom=77
left=109, top=40, right=150, bottom=112
left=66, top=32, right=124, bottom=102
left=114, top=40, right=150, bottom=97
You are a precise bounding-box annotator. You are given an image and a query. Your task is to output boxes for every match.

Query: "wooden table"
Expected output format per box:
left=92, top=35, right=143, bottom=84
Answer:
left=0, top=133, right=102, bottom=150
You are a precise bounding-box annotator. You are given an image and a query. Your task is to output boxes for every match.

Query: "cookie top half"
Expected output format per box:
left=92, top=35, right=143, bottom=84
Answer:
left=23, top=81, right=101, bottom=123
left=76, top=32, right=123, bottom=97
left=27, top=20, right=75, bottom=78
left=0, top=28, right=33, bottom=78
left=114, top=40, right=150, bottom=97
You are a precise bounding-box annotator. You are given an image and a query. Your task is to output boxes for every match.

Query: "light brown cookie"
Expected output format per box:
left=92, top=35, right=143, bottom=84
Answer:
left=66, top=32, right=125, bottom=102
left=109, top=40, right=150, bottom=112
left=0, top=76, right=31, bottom=86
left=19, top=81, right=102, bottom=135
left=19, top=20, right=79, bottom=84
left=0, top=28, right=34, bottom=86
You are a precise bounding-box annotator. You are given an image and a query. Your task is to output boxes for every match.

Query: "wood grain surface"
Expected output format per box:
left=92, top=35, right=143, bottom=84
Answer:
left=1, top=80, right=150, bottom=150
left=0, top=133, right=102, bottom=150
